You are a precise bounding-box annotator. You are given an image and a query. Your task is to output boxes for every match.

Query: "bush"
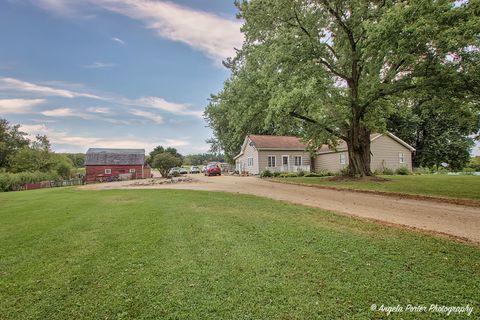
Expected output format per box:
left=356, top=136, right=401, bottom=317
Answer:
left=462, top=167, right=475, bottom=175
left=273, top=172, right=281, bottom=177
left=278, top=173, right=298, bottom=178
left=152, top=153, right=183, bottom=178
left=297, top=171, right=305, bottom=177
left=413, top=167, right=433, bottom=175
left=304, top=170, right=333, bottom=177
left=395, top=166, right=410, bottom=175
left=378, top=168, right=395, bottom=175
left=339, top=167, right=350, bottom=176
left=260, top=170, right=273, bottom=178
left=435, top=167, right=450, bottom=175
left=0, top=171, right=60, bottom=192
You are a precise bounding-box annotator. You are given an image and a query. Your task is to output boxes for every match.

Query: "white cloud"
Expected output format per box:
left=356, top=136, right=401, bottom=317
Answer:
left=133, top=97, right=203, bottom=118
left=20, top=123, right=188, bottom=152
left=0, top=77, right=104, bottom=99
left=41, top=107, right=93, bottom=119
left=1, top=77, right=202, bottom=119
left=111, top=37, right=126, bottom=45
left=31, top=0, right=244, bottom=62
left=0, top=98, right=46, bottom=113
left=87, top=107, right=110, bottom=114
left=129, top=109, right=164, bottom=124
left=82, top=62, right=116, bottom=69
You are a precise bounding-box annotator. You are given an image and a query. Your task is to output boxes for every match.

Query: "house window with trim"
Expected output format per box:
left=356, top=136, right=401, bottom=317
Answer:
left=129, top=168, right=136, bottom=173
left=339, top=153, right=346, bottom=165
left=267, top=156, right=276, bottom=167
left=247, top=157, right=253, bottom=167
left=294, top=156, right=302, bottom=166
left=105, top=169, right=111, bottom=174
left=399, top=152, right=405, bottom=164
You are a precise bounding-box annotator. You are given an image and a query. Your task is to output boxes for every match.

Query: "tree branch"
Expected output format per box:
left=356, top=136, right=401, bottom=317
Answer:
left=289, top=111, right=347, bottom=140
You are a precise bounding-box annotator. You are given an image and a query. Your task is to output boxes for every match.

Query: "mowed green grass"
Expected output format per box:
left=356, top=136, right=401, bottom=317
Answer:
left=275, top=175, right=480, bottom=200
left=1, top=188, right=479, bottom=319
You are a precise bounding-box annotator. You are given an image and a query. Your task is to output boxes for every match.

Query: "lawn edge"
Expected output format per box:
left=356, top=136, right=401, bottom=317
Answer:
left=268, top=178, right=480, bottom=208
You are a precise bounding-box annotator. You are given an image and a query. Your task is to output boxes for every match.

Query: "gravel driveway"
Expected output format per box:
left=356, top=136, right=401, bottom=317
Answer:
left=80, top=174, right=480, bottom=244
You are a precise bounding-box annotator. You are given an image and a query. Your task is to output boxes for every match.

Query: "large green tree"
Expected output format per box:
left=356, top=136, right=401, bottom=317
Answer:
left=0, top=119, right=29, bottom=169
left=206, top=0, right=480, bottom=175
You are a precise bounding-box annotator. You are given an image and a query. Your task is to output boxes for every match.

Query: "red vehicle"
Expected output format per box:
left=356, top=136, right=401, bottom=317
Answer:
left=205, top=163, right=221, bottom=176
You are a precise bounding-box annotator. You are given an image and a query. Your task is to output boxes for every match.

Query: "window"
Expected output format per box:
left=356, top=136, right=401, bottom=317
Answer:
left=282, top=155, right=289, bottom=166
left=105, top=169, right=111, bottom=174
left=399, top=152, right=405, bottom=163
left=247, top=157, right=253, bottom=167
left=267, top=156, right=276, bottom=167
left=340, top=153, right=346, bottom=165
left=129, top=168, right=136, bottom=173
left=294, top=156, right=302, bottom=166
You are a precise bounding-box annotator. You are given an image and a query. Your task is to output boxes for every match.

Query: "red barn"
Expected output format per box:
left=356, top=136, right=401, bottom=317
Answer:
left=85, top=148, right=149, bottom=183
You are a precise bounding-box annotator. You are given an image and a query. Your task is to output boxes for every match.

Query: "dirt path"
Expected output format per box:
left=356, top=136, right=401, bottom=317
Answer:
left=80, top=175, right=480, bottom=244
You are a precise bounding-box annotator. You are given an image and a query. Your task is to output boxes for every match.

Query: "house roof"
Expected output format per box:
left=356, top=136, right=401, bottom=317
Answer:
left=234, top=135, right=306, bottom=160
left=317, top=132, right=415, bottom=154
left=248, top=135, right=306, bottom=149
left=85, top=148, right=145, bottom=165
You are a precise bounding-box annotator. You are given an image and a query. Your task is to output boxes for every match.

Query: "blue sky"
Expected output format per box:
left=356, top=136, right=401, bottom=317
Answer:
left=0, top=0, right=243, bottom=154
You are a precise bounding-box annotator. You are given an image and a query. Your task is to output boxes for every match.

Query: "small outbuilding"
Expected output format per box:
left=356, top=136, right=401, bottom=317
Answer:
left=85, top=148, right=148, bottom=183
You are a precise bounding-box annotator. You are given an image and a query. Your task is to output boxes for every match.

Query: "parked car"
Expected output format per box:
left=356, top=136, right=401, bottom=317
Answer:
left=205, top=163, right=221, bottom=176
left=168, top=167, right=181, bottom=177
left=179, top=167, right=188, bottom=175
left=190, top=166, right=201, bottom=174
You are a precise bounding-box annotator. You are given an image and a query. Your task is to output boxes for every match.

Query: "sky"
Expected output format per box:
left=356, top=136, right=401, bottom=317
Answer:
left=0, top=0, right=243, bottom=154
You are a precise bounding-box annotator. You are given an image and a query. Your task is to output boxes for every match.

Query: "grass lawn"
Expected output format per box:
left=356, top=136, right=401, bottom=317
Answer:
left=274, top=175, right=480, bottom=201
left=1, top=188, right=479, bottom=319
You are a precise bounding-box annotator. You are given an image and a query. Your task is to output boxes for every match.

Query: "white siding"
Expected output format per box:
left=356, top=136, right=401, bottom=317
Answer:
left=314, top=134, right=413, bottom=173
left=235, top=140, right=259, bottom=174
left=370, top=135, right=413, bottom=171
left=257, top=150, right=311, bottom=172
left=314, top=152, right=348, bottom=173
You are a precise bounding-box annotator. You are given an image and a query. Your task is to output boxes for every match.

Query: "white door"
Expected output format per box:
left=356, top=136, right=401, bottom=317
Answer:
left=282, top=155, right=289, bottom=171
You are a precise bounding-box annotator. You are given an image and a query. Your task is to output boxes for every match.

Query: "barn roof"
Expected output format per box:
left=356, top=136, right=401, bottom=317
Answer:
left=86, top=148, right=145, bottom=165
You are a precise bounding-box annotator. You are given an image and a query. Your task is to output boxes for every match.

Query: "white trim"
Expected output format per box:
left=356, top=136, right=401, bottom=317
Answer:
left=339, top=153, right=346, bottom=165
left=294, top=155, right=302, bottom=166
left=267, top=155, right=276, bottom=168
left=247, top=157, right=254, bottom=167
left=104, top=168, right=111, bottom=174
left=234, top=136, right=258, bottom=160
left=399, top=152, right=405, bottom=164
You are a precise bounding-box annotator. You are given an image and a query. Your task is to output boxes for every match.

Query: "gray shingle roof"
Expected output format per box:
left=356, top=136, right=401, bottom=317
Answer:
left=86, top=148, right=145, bottom=165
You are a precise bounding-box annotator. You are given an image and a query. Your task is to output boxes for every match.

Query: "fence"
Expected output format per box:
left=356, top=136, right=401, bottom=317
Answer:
left=14, top=178, right=84, bottom=191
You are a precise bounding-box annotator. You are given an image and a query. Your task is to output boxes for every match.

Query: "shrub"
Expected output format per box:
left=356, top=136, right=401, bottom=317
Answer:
left=395, top=166, right=410, bottom=175
left=339, top=167, right=350, bottom=176
left=278, top=173, right=298, bottom=178
left=413, top=167, right=432, bottom=175
left=380, top=168, right=395, bottom=175
left=304, top=170, right=333, bottom=178
left=462, top=167, right=475, bottom=175
left=260, top=170, right=273, bottom=178
left=0, top=171, right=60, bottom=192
left=272, top=171, right=281, bottom=177
left=435, top=167, right=450, bottom=175
left=297, top=171, right=305, bottom=177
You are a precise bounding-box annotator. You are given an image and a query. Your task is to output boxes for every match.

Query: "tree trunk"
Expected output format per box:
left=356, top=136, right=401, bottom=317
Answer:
left=346, top=116, right=372, bottom=177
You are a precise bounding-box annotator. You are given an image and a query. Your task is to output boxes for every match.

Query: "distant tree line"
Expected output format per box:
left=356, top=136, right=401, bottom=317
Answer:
left=0, top=119, right=84, bottom=191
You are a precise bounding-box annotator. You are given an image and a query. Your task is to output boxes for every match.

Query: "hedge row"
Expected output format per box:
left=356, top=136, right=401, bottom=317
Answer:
left=0, top=171, right=60, bottom=192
